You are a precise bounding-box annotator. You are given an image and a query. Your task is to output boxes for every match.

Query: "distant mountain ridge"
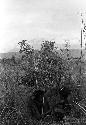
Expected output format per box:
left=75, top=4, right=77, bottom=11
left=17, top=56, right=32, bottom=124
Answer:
left=0, top=49, right=85, bottom=59
left=0, top=52, right=21, bottom=59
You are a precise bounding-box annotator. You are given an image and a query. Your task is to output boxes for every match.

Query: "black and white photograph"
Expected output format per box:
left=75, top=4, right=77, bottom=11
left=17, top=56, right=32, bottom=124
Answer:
left=0, top=0, right=86, bottom=124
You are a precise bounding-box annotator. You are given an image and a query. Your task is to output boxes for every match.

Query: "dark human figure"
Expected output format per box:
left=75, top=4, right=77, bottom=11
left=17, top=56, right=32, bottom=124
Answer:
left=50, top=86, right=71, bottom=122
left=59, top=86, right=71, bottom=115
left=28, top=90, right=50, bottom=120
left=33, top=90, right=45, bottom=115
left=59, top=87, right=71, bottom=101
left=27, top=95, right=41, bottom=120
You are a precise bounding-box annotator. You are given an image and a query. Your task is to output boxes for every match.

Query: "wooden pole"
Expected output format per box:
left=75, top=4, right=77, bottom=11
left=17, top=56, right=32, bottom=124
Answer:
left=80, top=13, right=83, bottom=83
left=42, top=96, right=44, bottom=114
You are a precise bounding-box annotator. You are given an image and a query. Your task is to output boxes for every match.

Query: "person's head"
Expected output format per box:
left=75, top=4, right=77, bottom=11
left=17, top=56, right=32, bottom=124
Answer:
left=60, top=86, right=71, bottom=100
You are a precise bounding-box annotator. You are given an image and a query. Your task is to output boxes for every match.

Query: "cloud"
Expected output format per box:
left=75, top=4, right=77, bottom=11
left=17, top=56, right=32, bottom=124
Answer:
left=0, top=0, right=86, bottom=52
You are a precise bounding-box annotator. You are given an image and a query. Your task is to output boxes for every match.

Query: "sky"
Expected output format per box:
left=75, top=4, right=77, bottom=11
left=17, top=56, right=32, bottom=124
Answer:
left=0, top=0, right=86, bottom=53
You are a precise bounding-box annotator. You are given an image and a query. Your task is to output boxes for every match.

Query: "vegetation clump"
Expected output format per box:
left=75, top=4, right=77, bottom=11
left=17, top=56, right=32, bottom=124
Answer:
left=0, top=40, right=86, bottom=125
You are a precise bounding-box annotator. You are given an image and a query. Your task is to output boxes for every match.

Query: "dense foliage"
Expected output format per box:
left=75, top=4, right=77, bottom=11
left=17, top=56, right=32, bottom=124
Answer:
left=0, top=40, right=86, bottom=124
